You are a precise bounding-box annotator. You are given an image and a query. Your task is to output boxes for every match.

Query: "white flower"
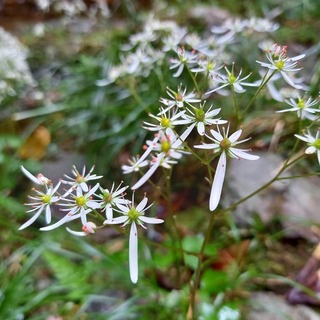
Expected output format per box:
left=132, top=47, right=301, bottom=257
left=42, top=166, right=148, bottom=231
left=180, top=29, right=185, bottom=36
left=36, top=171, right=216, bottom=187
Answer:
left=277, top=94, right=320, bottom=120
left=159, top=85, right=201, bottom=114
left=247, top=17, right=279, bottom=33
left=58, top=184, right=100, bottom=226
left=131, top=128, right=189, bottom=190
left=181, top=103, right=227, bottom=136
left=96, top=182, right=129, bottom=220
left=104, top=193, right=163, bottom=283
left=143, top=108, right=188, bottom=132
left=61, top=165, right=103, bottom=194
left=206, top=64, right=258, bottom=95
left=295, top=130, right=320, bottom=164
left=21, top=165, right=51, bottom=186
left=256, top=44, right=305, bottom=89
left=195, top=125, right=259, bottom=211
left=211, top=18, right=248, bottom=44
left=191, top=59, right=223, bottom=75
left=19, top=180, right=61, bottom=230
left=121, top=135, right=160, bottom=175
left=122, top=155, right=150, bottom=175
left=168, top=47, right=198, bottom=77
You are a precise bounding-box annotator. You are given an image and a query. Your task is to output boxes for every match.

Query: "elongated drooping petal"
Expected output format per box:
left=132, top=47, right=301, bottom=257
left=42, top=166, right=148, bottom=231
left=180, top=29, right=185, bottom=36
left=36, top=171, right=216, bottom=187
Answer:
left=131, top=153, right=164, bottom=190
left=21, top=165, right=43, bottom=185
left=129, top=222, right=138, bottom=284
left=210, top=151, right=227, bottom=211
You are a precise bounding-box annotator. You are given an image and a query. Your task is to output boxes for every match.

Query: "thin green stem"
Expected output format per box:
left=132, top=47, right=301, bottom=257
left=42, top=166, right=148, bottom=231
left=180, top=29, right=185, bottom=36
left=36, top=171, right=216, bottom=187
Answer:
left=240, top=70, right=277, bottom=120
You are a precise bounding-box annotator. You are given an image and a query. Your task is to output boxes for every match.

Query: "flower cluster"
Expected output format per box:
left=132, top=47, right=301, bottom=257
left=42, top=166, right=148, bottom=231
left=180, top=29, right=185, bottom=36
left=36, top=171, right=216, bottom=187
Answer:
left=0, top=27, right=34, bottom=102
left=20, top=165, right=163, bottom=283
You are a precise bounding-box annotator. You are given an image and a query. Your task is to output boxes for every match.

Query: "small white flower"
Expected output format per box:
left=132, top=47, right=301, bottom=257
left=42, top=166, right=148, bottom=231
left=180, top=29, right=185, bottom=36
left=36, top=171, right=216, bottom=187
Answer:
left=19, top=180, right=62, bottom=230
left=247, top=17, right=279, bottom=33
left=295, top=130, right=320, bottom=164
left=277, top=94, right=320, bottom=120
left=143, top=108, right=188, bottom=132
left=122, top=155, right=150, bottom=175
left=256, top=44, right=305, bottom=89
left=195, top=125, right=259, bottom=211
left=58, top=184, right=100, bottom=226
left=131, top=129, right=189, bottom=190
left=122, top=135, right=160, bottom=175
left=96, top=182, right=129, bottom=220
left=181, top=103, right=227, bottom=137
left=159, top=85, right=201, bottom=114
left=206, top=64, right=258, bottom=95
left=104, top=193, right=163, bottom=283
left=168, top=47, right=198, bottom=77
left=61, top=165, right=103, bottom=194
left=191, top=59, right=223, bottom=75
left=211, top=18, right=248, bottom=44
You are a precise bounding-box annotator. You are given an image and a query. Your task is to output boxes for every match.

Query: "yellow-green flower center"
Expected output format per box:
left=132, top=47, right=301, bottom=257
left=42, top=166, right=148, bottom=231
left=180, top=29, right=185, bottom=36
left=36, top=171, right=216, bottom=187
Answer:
left=161, top=117, right=171, bottom=128
left=297, top=99, right=305, bottom=109
left=175, top=93, right=183, bottom=101
left=128, top=208, right=140, bottom=221
left=103, top=192, right=112, bottom=204
left=42, top=195, right=52, bottom=204
left=311, top=139, right=320, bottom=149
left=76, top=175, right=85, bottom=184
left=161, top=141, right=171, bottom=153
left=229, top=73, right=236, bottom=83
left=275, top=60, right=285, bottom=70
left=220, top=137, right=232, bottom=150
left=76, top=196, right=86, bottom=207
left=195, top=108, right=205, bottom=122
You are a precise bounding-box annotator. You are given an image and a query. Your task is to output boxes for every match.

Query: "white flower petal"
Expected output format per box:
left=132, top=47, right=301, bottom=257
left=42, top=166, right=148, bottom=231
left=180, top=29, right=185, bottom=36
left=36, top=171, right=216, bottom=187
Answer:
left=21, top=165, right=42, bottom=185
left=280, top=71, right=302, bottom=89
left=229, top=148, right=260, bottom=160
left=129, top=222, right=138, bottom=284
left=136, top=197, right=148, bottom=212
left=228, top=129, right=242, bottom=143
left=19, top=206, right=44, bottom=230
left=209, top=151, right=227, bottom=211
left=104, top=216, right=128, bottom=225
left=66, top=227, right=87, bottom=237
left=80, top=181, right=89, bottom=192
left=139, top=216, right=164, bottom=224
left=131, top=153, right=164, bottom=190
left=305, top=146, right=316, bottom=154
left=197, top=122, right=205, bottom=136
left=40, top=213, right=81, bottom=231
left=210, top=129, right=223, bottom=142
left=45, top=205, right=51, bottom=224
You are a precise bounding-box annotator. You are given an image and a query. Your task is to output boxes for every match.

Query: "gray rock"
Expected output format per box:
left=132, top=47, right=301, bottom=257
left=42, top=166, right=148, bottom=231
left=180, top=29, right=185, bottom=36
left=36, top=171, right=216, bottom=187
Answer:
left=248, top=292, right=320, bottom=320
left=224, top=151, right=320, bottom=241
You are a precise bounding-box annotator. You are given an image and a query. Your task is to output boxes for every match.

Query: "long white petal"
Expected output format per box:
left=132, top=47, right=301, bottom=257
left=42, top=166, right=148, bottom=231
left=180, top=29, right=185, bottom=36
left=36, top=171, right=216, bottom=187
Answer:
left=103, top=216, right=128, bottom=225
left=131, top=154, right=163, bottom=190
left=129, top=222, right=138, bottom=284
left=317, top=150, right=320, bottom=165
left=66, top=227, right=87, bottom=236
left=139, top=216, right=164, bottom=224
left=209, top=151, right=227, bottom=211
left=280, top=71, right=302, bottom=89
left=40, top=213, right=81, bottom=231
left=19, top=206, right=44, bottom=230
left=229, top=148, right=260, bottom=160
left=45, top=205, right=51, bottom=224
left=21, top=165, right=41, bottom=185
